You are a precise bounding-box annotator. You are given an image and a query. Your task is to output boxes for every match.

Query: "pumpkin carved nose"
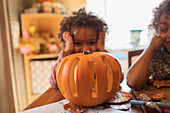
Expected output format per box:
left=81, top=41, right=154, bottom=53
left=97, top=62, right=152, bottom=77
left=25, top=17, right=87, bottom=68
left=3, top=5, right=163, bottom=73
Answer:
left=56, top=52, right=121, bottom=107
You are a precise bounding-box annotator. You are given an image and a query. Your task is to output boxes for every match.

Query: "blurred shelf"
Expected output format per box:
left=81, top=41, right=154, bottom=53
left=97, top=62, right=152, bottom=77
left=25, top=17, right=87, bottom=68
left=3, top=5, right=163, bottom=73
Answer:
left=21, top=13, right=63, bottom=104
left=25, top=53, right=59, bottom=60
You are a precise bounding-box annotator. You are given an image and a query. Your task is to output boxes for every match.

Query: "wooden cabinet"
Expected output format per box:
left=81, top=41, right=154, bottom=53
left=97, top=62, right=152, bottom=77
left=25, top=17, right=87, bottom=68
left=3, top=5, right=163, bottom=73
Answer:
left=21, top=14, right=64, bottom=104
left=24, top=53, right=59, bottom=103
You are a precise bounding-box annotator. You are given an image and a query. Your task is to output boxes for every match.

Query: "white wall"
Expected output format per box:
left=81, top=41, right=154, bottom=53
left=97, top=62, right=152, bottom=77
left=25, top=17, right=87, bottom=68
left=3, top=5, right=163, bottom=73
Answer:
left=87, top=0, right=162, bottom=50
left=105, top=0, right=162, bottom=49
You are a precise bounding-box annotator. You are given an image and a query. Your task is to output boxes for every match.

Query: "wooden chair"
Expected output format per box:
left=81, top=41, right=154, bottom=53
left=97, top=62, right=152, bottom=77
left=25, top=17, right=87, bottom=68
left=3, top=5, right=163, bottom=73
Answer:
left=128, top=49, right=144, bottom=68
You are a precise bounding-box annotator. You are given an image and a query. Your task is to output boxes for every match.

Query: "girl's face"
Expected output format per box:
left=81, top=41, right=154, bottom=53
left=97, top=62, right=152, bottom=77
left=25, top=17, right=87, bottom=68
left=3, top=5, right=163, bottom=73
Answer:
left=158, top=13, right=170, bottom=52
left=72, top=27, right=98, bottom=53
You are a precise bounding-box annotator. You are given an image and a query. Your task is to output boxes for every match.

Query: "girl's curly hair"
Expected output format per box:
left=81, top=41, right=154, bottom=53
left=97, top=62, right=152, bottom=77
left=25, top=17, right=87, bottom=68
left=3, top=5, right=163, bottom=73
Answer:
left=152, top=0, right=170, bottom=33
left=58, top=8, right=108, bottom=47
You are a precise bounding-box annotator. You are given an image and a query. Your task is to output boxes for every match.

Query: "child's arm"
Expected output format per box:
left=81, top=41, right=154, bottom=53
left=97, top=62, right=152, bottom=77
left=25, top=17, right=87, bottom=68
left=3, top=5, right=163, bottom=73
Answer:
left=49, top=50, right=66, bottom=89
left=126, top=36, right=163, bottom=90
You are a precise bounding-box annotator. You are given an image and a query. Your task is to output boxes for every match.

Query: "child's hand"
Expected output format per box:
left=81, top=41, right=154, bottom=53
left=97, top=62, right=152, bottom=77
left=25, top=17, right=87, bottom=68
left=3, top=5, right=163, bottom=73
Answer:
left=63, top=31, right=74, bottom=55
left=149, top=36, right=164, bottom=51
left=97, top=32, right=107, bottom=52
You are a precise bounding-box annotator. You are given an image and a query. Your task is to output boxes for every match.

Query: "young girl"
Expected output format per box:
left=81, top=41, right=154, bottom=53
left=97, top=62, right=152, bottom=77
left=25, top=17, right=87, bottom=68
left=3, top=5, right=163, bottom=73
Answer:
left=50, top=8, right=124, bottom=89
left=127, top=0, right=170, bottom=90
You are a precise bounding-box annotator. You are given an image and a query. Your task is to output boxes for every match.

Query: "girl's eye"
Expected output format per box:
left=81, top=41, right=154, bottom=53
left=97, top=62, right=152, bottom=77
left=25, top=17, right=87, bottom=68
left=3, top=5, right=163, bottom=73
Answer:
left=89, top=41, right=97, bottom=45
left=74, top=42, right=81, bottom=45
left=159, top=28, right=168, bottom=33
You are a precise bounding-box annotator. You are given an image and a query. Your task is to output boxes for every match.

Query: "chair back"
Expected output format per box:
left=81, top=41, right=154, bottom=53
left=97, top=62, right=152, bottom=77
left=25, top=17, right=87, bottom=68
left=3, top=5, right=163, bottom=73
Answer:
left=128, top=49, right=144, bottom=68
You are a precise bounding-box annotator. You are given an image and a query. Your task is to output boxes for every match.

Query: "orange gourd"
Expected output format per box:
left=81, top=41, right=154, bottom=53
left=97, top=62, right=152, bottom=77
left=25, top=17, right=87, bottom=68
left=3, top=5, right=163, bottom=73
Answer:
left=56, top=51, right=121, bottom=107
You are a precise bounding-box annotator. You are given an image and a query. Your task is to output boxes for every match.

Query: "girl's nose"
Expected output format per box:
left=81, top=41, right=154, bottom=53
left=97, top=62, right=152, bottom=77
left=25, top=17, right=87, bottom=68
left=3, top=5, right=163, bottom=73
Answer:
left=161, top=32, right=170, bottom=41
left=80, top=45, right=90, bottom=52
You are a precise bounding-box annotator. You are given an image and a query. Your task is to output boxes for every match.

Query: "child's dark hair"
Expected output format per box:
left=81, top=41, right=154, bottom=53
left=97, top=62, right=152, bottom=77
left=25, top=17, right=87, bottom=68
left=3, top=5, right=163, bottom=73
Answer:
left=152, top=0, right=170, bottom=33
left=58, top=8, right=108, bottom=47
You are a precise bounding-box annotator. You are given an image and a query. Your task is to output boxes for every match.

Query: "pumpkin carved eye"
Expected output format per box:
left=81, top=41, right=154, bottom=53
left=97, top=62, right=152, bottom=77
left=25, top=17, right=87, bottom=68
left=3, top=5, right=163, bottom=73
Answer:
left=56, top=52, right=121, bottom=107
left=58, top=59, right=68, bottom=95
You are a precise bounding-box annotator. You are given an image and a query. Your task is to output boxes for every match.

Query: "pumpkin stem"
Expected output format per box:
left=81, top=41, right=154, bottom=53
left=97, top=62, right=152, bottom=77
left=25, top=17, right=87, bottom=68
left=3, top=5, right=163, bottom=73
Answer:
left=83, top=50, right=93, bottom=55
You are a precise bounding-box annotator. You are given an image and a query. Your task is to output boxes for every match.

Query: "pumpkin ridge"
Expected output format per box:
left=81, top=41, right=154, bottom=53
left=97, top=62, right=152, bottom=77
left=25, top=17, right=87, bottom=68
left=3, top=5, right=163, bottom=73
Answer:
left=57, top=59, right=69, bottom=95
left=106, top=55, right=121, bottom=92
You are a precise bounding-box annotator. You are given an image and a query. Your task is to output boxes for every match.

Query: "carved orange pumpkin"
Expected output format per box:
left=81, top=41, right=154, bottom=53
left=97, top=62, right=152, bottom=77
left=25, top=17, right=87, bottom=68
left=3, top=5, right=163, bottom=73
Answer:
left=56, top=51, right=121, bottom=107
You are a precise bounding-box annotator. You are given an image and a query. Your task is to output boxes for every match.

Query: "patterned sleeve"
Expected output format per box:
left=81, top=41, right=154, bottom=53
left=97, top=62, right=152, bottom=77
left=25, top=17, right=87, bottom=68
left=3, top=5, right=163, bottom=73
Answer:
left=149, top=49, right=162, bottom=80
left=49, top=50, right=66, bottom=89
left=149, top=54, right=157, bottom=75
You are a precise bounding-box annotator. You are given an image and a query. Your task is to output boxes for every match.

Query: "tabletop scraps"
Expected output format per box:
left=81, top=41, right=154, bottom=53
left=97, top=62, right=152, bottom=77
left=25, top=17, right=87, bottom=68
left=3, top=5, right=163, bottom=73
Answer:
left=107, top=91, right=132, bottom=104
left=153, top=81, right=165, bottom=88
left=63, top=91, right=132, bottom=112
left=138, top=93, right=151, bottom=101
left=152, top=94, right=165, bottom=102
left=63, top=102, right=86, bottom=113
left=165, top=80, right=170, bottom=87
left=97, top=91, right=132, bottom=111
